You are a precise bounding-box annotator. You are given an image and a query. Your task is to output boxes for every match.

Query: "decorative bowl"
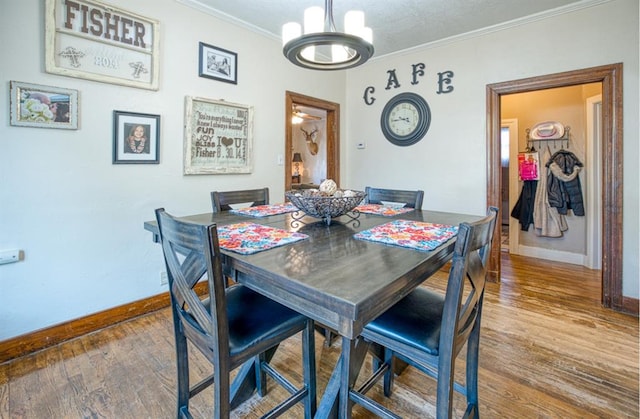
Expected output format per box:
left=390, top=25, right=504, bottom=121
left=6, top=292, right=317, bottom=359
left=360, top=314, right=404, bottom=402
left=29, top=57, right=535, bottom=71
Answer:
left=285, top=189, right=365, bottom=224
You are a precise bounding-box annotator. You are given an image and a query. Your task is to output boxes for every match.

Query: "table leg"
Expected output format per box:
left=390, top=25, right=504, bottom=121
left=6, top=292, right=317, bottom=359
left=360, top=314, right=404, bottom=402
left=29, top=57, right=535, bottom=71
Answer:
left=315, top=356, right=341, bottom=418
left=338, top=336, right=370, bottom=418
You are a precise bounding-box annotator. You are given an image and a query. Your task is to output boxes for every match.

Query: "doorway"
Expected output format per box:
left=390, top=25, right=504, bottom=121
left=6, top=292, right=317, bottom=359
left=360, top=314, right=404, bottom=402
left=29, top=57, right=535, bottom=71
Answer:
left=284, top=91, right=340, bottom=196
left=486, top=63, right=626, bottom=312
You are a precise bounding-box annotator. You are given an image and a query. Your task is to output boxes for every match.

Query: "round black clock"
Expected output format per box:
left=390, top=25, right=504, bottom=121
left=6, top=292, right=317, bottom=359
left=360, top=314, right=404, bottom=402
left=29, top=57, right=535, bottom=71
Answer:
left=380, top=92, right=431, bottom=146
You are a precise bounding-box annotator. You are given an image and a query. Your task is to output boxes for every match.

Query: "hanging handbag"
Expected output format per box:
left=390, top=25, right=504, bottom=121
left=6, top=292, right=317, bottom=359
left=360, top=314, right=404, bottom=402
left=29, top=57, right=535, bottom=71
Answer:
left=518, top=151, right=540, bottom=181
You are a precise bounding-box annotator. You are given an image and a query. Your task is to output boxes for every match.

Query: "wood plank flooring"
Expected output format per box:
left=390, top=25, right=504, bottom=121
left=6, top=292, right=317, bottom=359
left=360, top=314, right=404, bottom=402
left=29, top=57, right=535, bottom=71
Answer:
left=1, top=254, right=638, bottom=418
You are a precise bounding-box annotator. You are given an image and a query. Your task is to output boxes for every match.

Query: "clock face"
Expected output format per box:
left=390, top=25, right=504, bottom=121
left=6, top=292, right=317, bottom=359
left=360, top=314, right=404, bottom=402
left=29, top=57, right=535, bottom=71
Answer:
left=380, top=93, right=431, bottom=146
left=388, top=102, right=420, bottom=136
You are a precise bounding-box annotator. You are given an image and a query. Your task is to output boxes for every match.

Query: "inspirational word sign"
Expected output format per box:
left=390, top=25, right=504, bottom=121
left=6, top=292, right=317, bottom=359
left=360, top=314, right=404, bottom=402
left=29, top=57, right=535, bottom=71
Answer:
left=45, top=0, right=160, bottom=90
left=184, top=97, right=254, bottom=175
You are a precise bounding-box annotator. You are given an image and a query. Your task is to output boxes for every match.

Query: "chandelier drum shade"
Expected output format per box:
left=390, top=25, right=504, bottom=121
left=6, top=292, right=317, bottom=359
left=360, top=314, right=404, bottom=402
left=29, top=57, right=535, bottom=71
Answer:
left=282, top=0, right=374, bottom=70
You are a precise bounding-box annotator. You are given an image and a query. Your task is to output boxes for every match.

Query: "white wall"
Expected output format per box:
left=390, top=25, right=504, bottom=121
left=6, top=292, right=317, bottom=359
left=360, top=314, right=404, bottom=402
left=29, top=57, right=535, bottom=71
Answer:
left=343, top=0, right=639, bottom=296
left=0, top=0, right=346, bottom=340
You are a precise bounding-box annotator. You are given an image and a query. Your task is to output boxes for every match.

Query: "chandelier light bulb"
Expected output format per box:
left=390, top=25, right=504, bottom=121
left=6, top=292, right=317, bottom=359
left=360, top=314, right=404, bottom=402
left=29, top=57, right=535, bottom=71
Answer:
left=304, top=7, right=324, bottom=34
left=282, top=22, right=301, bottom=46
left=344, top=11, right=364, bottom=36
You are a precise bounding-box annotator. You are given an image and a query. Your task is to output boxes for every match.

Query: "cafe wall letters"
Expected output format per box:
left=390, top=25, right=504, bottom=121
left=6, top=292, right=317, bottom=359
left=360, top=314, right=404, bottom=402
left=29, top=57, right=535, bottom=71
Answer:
left=45, top=0, right=160, bottom=90
left=183, top=97, right=253, bottom=175
left=361, top=63, right=455, bottom=105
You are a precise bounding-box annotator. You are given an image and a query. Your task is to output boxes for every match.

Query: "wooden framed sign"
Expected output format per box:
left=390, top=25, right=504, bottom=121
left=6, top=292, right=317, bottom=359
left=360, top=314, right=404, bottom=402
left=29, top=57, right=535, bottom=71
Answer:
left=45, top=0, right=160, bottom=90
left=183, top=97, right=253, bottom=175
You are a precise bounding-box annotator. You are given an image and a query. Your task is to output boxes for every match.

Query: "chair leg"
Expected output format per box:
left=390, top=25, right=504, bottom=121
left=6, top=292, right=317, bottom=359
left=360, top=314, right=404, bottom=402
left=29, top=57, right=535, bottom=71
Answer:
left=214, top=360, right=231, bottom=419
left=255, top=353, right=267, bottom=397
left=465, top=304, right=484, bottom=415
left=382, top=348, right=395, bottom=397
left=173, top=322, right=190, bottom=417
left=436, top=351, right=456, bottom=419
left=303, top=320, right=317, bottom=418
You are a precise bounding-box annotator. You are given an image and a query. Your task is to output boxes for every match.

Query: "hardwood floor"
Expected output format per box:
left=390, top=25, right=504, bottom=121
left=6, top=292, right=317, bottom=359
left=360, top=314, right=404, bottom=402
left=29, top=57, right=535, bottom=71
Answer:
left=1, top=254, right=638, bottom=418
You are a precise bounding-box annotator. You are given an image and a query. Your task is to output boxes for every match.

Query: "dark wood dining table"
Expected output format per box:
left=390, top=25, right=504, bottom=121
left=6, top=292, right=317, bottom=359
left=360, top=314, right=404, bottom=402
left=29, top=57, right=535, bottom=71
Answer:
left=144, top=207, right=481, bottom=418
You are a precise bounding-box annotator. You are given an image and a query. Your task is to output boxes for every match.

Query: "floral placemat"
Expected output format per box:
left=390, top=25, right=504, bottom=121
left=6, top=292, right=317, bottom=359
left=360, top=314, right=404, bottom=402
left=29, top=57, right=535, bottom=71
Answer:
left=217, top=222, right=308, bottom=255
left=354, top=220, right=458, bottom=252
left=354, top=204, right=415, bottom=217
left=230, top=203, right=298, bottom=218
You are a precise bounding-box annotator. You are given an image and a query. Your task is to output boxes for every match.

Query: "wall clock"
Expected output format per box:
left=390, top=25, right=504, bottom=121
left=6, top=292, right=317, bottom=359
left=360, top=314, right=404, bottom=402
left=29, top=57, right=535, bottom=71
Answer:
left=380, top=92, right=431, bottom=146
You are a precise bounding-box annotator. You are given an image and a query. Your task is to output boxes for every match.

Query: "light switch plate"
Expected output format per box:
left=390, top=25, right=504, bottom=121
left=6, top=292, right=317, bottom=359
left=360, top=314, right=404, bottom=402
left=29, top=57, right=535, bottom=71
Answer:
left=0, top=249, right=21, bottom=265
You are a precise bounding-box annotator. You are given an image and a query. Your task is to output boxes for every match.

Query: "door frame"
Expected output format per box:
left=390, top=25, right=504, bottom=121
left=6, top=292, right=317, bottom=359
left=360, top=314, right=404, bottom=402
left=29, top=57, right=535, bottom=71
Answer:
left=501, top=118, right=521, bottom=254
left=486, top=63, right=628, bottom=312
left=285, top=91, right=340, bottom=195
left=585, top=95, right=603, bottom=269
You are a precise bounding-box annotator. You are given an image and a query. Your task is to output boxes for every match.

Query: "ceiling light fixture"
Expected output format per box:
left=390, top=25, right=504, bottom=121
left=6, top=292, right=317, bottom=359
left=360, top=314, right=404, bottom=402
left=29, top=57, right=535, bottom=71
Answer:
left=282, top=0, right=374, bottom=71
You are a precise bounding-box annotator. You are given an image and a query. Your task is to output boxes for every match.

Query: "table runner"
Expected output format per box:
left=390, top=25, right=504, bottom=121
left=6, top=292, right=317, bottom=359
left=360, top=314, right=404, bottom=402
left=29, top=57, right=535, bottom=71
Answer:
left=354, top=204, right=415, bottom=217
left=354, top=219, right=458, bottom=251
left=217, top=222, right=308, bottom=255
left=229, top=203, right=298, bottom=218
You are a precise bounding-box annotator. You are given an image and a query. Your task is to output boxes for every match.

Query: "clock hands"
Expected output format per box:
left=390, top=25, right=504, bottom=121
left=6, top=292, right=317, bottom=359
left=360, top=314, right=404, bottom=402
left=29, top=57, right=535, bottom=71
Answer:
left=392, top=117, right=411, bottom=122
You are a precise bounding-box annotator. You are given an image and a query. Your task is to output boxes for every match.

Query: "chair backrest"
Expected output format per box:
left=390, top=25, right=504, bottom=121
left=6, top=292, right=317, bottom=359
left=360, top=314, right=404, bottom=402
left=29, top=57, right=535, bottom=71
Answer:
left=364, top=186, right=424, bottom=209
left=155, top=208, right=228, bottom=356
left=210, top=188, right=270, bottom=213
left=441, top=207, right=498, bottom=358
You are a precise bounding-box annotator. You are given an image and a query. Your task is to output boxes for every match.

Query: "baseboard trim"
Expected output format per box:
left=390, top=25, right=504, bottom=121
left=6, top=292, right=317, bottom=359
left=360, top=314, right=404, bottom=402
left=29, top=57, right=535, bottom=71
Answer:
left=0, top=282, right=208, bottom=364
left=620, top=296, right=639, bottom=315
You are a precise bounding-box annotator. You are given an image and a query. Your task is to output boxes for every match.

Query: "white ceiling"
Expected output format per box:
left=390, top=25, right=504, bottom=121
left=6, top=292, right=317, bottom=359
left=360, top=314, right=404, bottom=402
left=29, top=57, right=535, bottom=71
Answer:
left=180, top=0, right=590, bottom=58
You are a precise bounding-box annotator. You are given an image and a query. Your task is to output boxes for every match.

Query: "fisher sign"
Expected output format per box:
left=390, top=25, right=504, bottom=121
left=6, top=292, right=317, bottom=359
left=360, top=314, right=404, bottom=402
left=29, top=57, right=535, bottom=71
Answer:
left=45, top=0, right=160, bottom=90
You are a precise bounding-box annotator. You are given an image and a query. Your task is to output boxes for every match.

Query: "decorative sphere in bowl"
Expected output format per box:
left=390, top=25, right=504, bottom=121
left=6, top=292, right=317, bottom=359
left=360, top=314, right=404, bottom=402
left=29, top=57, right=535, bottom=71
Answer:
left=285, top=189, right=365, bottom=224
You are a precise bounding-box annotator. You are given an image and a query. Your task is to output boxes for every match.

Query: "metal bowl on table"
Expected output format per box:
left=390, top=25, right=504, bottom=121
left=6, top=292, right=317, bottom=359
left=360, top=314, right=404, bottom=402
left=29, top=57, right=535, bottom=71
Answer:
left=285, top=189, right=365, bottom=225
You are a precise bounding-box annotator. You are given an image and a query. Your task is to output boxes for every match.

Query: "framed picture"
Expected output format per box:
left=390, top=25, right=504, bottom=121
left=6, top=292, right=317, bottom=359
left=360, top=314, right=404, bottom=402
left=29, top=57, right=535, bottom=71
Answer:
left=10, top=81, right=78, bottom=129
left=45, top=0, right=160, bottom=90
left=113, top=111, right=160, bottom=164
left=198, top=42, right=237, bottom=84
left=184, top=96, right=253, bottom=174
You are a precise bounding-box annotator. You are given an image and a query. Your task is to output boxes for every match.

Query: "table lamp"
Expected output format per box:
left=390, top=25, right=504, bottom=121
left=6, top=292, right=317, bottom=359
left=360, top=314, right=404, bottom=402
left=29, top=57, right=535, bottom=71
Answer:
left=292, top=152, right=303, bottom=176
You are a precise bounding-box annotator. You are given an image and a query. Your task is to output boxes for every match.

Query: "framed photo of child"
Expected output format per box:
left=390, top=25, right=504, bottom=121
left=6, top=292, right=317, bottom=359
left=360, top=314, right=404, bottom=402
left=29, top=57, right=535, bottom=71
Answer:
left=112, top=110, right=160, bottom=164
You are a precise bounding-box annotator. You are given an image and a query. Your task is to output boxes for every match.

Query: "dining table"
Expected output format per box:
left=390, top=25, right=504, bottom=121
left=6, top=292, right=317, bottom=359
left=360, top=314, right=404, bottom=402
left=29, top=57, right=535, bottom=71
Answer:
left=144, top=204, right=481, bottom=418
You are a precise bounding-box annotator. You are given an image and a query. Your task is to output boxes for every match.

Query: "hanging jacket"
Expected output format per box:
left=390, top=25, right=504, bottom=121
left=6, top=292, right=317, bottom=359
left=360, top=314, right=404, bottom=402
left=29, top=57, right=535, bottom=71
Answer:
left=546, top=150, right=585, bottom=216
left=511, top=180, right=538, bottom=231
left=534, top=146, right=568, bottom=237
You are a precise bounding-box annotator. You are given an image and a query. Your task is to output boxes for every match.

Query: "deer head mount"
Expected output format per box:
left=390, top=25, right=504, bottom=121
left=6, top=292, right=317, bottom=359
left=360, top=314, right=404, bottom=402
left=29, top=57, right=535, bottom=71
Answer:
left=301, top=127, right=319, bottom=155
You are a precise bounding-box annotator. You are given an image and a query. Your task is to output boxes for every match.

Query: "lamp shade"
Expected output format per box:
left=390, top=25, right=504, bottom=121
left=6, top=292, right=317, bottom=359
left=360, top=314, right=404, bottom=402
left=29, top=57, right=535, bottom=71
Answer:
left=292, top=152, right=303, bottom=162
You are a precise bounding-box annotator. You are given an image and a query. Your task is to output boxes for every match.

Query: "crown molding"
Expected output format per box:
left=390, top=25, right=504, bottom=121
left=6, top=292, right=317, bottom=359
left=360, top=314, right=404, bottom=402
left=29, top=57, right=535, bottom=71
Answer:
left=175, top=0, right=613, bottom=61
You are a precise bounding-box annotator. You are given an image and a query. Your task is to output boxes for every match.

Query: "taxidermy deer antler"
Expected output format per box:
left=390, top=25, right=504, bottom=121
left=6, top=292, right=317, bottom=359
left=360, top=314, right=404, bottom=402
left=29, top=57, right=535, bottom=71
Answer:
left=301, top=127, right=319, bottom=155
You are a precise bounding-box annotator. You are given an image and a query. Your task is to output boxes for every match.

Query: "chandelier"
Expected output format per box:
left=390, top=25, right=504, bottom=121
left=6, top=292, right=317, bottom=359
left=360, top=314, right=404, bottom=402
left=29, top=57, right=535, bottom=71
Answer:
left=282, top=0, right=374, bottom=70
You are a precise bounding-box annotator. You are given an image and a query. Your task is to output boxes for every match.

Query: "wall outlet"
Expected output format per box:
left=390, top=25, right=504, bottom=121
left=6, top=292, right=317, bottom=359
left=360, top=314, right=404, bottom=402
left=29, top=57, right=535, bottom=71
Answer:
left=160, top=271, right=168, bottom=286
left=0, top=249, right=21, bottom=265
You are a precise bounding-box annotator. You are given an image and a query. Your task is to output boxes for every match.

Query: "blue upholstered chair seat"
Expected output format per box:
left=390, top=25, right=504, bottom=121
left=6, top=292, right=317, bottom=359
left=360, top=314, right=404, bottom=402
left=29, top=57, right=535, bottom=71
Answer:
left=225, top=285, right=306, bottom=354
left=365, top=287, right=444, bottom=356
left=183, top=286, right=307, bottom=357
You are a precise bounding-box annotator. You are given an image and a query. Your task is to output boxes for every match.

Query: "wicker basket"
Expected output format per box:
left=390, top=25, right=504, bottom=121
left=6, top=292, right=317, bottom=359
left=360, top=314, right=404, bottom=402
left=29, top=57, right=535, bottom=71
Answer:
left=286, top=190, right=365, bottom=223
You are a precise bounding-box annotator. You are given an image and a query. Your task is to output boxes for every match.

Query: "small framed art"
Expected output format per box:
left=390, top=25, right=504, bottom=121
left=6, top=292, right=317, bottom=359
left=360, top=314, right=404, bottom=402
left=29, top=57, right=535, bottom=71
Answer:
left=198, top=42, right=237, bottom=84
left=113, top=110, right=160, bottom=164
left=10, top=81, right=78, bottom=129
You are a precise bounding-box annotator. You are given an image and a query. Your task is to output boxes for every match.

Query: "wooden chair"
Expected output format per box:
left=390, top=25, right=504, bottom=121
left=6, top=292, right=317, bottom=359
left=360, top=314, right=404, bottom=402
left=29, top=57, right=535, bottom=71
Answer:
left=211, top=187, right=269, bottom=213
left=364, top=186, right=424, bottom=209
left=210, top=187, right=269, bottom=284
left=349, top=207, right=498, bottom=418
left=155, top=208, right=316, bottom=418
